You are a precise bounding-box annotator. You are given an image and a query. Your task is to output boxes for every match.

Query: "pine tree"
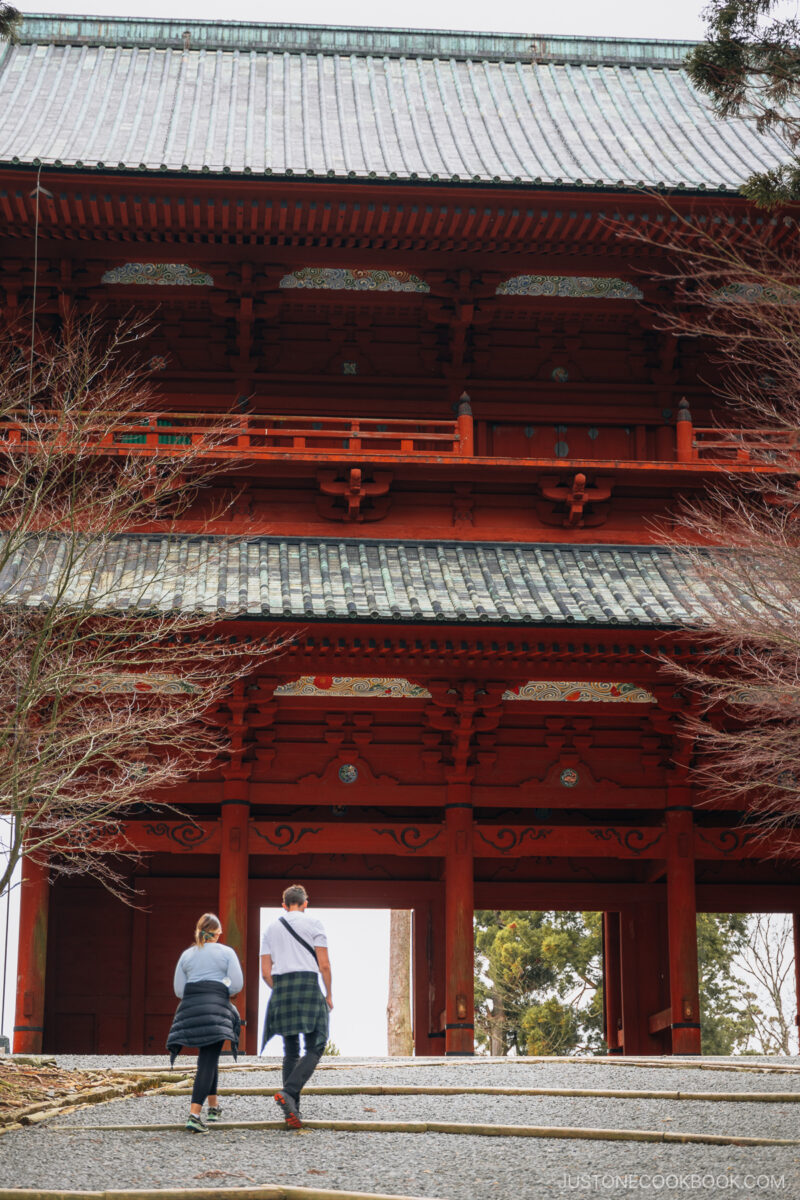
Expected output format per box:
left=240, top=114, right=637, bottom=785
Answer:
left=0, top=4, right=21, bottom=43
left=686, top=1, right=800, bottom=205
left=475, top=910, right=755, bottom=1055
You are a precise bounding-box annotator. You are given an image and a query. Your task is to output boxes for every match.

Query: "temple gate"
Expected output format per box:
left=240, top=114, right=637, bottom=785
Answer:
left=3, top=16, right=800, bottom=1057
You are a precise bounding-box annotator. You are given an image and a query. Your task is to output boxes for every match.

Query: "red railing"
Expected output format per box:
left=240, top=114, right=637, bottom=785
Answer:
left=691, top=428, right=800, bottom=462
left=3, top=402, right=796, bottom=471
left=0, top=411, right=470, bottom=459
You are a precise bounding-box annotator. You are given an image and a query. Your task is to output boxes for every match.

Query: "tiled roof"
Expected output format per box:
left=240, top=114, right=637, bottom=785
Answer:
left=0, top=16, right=791, bottom=191
left=3, top=535, right=711, bottom=627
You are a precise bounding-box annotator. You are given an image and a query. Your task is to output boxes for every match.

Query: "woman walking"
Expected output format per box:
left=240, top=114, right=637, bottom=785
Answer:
left=167, top=912, right=244, bottom=1134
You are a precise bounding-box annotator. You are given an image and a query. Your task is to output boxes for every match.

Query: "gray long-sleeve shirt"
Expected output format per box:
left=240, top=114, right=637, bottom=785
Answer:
left=173, top=942, right=243, bottom=998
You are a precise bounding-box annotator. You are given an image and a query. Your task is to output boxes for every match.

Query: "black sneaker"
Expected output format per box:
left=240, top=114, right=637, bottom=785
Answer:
left=206, top=1106, right=222, bottom=1123
left=274, top=1089, right=302, bottom=1129
left=185, top=1113, right=208, bottom=1134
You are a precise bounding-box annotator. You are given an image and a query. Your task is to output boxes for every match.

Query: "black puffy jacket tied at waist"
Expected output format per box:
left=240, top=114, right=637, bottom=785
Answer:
left=166, top=980, right=241, bottom=1065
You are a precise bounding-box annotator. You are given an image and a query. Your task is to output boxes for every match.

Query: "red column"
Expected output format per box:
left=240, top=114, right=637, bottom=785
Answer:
left=412, top=903, right=433, bottom=1055
left=13, top=856, right=49, bottom=1053
left=675, top=398, right=694, bottom=462
left=246, top=896, right=261, bottom=1058
left=602, top=912, right=623, bottom=1054
left=457, top=393, right=474, bottom=457
left=666, top=806, right=701, bottom=1055
left=219, top=799, right=250, bottom=1043
left=413, top=900, right=448, bottom=1056
left=444, top=783, right=474, bottom=1056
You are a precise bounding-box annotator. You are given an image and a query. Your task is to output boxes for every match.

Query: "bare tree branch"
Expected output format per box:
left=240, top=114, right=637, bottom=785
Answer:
left=0, top=312, right=286, bottom=898
left=619, top=205, right=800, bottom=849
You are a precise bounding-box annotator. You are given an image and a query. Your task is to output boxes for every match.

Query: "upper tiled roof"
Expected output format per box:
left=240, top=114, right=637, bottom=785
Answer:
left=0, top=15, right=792, bottom=191
left=3, top=535, right=711, bottom=627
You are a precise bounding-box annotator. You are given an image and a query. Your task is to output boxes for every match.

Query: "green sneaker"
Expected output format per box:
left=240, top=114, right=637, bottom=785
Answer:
left=185, top=1113, right=208, bottom=1134
left=206, top=1106, right=222, bottom=1123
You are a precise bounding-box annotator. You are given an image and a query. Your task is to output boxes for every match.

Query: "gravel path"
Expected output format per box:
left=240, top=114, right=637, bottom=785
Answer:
left=54, top=1089, right=800, bottom=1140
left=2, top=1057, right=799, bottom=1200
left=55, top=1054, right=800, bottom=1094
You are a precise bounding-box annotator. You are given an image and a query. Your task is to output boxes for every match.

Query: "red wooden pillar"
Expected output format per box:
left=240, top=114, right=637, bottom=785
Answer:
left=219, top=798, right=249, bottom=1046
left=14, top=856, right=49, bottom=1053
left=666, top=806, right=701, bottom=1055
left=413, top=899, right=447, bottom=1055
left=247, top=896, right=261, bottom=1058
left=618, top=903, right=670, bottom=1055
left=444, top=783, right=474, bottom=1056
left=412, top=903, right=433, bottom=1055
left=602, top=912, right=622, bottom=1054
left=430, top=890, right=447, bottom=1053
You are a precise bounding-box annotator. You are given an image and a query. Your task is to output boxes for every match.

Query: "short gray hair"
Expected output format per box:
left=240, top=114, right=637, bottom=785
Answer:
left=283, top=884, right=308, bottom=908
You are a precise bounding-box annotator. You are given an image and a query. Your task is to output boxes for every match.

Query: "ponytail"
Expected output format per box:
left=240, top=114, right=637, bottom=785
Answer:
left=194, top=912, right=221, bottom=949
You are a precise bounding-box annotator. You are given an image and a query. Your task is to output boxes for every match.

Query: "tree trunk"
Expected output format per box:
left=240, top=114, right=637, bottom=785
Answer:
left=489, top=986, right=506, bottom=1056
left=387, top=909, right=413, bottom=1055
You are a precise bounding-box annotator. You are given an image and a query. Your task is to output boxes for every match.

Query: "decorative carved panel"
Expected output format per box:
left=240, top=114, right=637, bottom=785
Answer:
left=505, top=681, right=655, bottom=703
left=101, top=263, right=214, bottom=286
left=496, top=275, right=643, bottom=299
left=279, top=268, right=430, bottom=293
left=274, top=676, right=656, bottom=702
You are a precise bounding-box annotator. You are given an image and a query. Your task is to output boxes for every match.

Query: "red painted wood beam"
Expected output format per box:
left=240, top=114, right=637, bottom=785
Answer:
left=249, top=821, right=443, bottom=856
left=111, top=820, right=222, bottom=854
left=13, top=857, right=49, bottom=1054
left=475, top=824, right=666, bottom=859
left=0, top=169, right=768, bottom=246
left=135, top=875, right=800, bottom=913
left=117, top=819, right=797, bottom=864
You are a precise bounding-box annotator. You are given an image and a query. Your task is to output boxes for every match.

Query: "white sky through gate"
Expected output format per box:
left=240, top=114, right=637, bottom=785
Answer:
left=18, top=1, right=708, bottom=41
left=258, top=908, right=391, bottom=1058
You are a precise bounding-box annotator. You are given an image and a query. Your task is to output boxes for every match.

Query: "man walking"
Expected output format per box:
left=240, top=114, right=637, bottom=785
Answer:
left=260, top=883, right=333, bottom=1129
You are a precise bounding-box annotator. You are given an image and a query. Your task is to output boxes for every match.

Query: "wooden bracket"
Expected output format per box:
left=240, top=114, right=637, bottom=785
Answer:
left=316, top=468, right=392, bottom=522
left=537, top=473, right=613, bottom=528
left=647, top=1006, right=672, bottom=1035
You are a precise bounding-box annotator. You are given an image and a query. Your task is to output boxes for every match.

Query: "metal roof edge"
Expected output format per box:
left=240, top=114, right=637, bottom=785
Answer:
left=17, top=14, right=698, bottom=66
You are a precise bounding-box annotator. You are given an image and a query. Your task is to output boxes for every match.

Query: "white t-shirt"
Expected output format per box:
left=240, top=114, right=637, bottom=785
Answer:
left=260, top=910, right=327, bottom=975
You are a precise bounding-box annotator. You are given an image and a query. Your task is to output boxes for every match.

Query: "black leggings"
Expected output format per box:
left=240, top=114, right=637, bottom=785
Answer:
left=191, top=1041, right=224, bottom=1106
left=282, top=1028, right=328, bottom=1101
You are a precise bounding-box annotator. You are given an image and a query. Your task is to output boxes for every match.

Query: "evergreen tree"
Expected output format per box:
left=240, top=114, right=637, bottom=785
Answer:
left=474, top=911, right=603, bottom=1056
left=686, top=1, right=800, bottom=206
left=475, top=910, right=755, bottom=1055
left=697, top=914, right=755, bottom=1053
left=0, top=4, right=21, bottom=42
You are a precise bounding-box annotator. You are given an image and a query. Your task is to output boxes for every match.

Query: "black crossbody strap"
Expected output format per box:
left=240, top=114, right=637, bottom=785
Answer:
left=279, top=916, right=319, bottom=965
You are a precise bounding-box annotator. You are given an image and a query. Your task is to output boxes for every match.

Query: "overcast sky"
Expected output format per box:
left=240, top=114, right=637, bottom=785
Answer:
left=21, top=0, right=708, bottom=42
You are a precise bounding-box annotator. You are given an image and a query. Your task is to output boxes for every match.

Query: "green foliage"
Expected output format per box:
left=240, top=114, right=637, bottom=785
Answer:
left=323, top=1040, right=341, bottom=1056
left=476, top=910, right=756, bottom=1056
left=474, top=911, right=603, bottom=1056
left=697, top=913, right=756, bottom=1054
left=686, top=1, right=800, bottom=206
left=0, top=4, right=21, bottom=43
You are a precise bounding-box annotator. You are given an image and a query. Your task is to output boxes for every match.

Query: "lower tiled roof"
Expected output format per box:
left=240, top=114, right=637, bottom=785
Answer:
left=3, top=535, right=710, bottom=626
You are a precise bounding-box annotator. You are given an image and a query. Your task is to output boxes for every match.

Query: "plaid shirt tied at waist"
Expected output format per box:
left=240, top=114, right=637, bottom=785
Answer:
left=262, top=970, right=329, bottom=1050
